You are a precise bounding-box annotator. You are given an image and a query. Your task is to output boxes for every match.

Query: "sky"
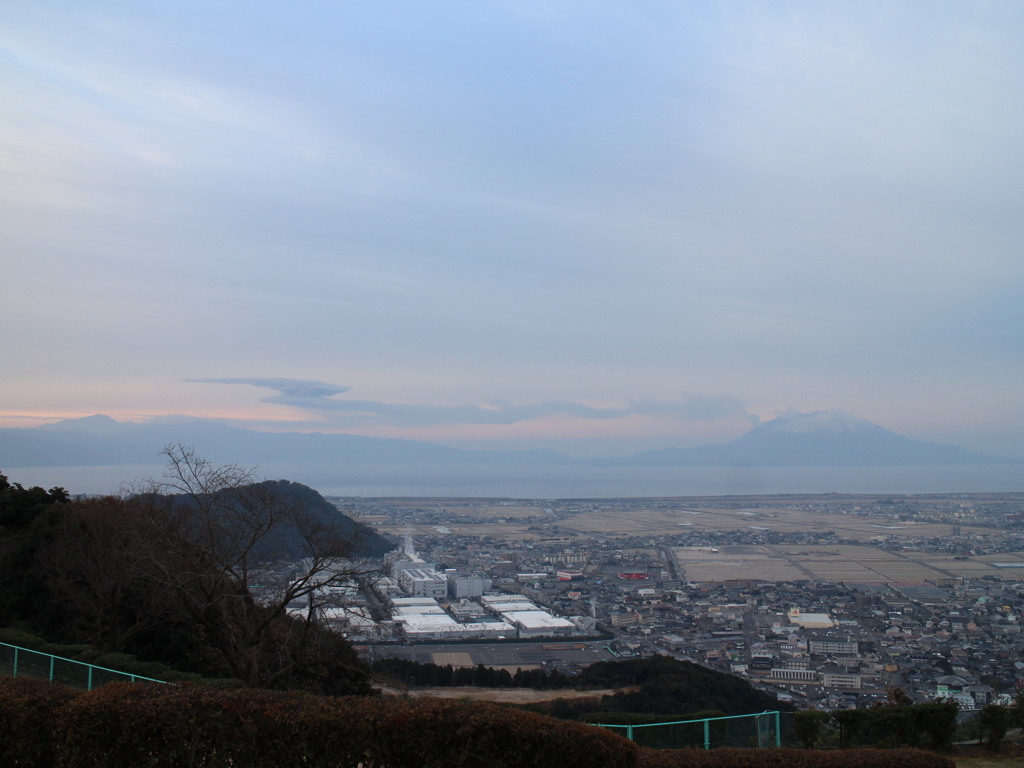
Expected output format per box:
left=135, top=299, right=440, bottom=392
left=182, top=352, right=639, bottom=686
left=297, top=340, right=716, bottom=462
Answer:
left=2, top=1, right=1023, bottom=459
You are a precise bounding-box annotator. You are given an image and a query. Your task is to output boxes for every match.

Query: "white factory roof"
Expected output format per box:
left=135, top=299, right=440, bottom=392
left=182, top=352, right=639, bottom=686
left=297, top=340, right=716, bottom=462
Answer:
left=461, top=621, right=516, bottom=634
left=788, top=611, right=835, bottom=628
left=393, top=614, right=460, bottom=629
left=486, top=601, right=540, bottom=613
left=400, top=568, right=447, bottom=581
left=501, top=610, right=575, bottom=630
left=480, top=594, right=533, bottom=606
left=320, top=606, right=377, bottom=628
left=393, top=605, right=447, bottom=616
left=390, top=597, right=441, bottom=607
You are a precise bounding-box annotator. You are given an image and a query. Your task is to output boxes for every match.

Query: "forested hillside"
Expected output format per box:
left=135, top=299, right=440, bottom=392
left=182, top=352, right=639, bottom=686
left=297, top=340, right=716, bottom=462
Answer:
left=0, top=449, right=392, bottom=694
left=570, top=655, right=784, bottom=716
left=372, top=654, right=786, bottom=721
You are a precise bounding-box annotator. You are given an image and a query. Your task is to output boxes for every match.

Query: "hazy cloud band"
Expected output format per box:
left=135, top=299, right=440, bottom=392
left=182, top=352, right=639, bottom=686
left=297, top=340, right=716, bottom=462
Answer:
left=188, top=377, right=759, bottom=429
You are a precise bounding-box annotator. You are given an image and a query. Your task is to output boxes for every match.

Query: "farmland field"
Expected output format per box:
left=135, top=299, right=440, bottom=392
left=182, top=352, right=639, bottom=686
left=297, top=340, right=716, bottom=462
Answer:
left=352, top=493, right=1020, bottom=582
left=669, top=543, right=1024, bottom=583
left=362, top=495, right=995, bottom=543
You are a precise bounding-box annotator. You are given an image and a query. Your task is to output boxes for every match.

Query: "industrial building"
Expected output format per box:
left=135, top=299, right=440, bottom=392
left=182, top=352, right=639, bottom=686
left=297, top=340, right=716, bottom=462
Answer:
left=397, top=567, right=448, bottom=598
left=479, top=595, right=576, bottom=638
left=390, top=596, right=515, bottom=641
left=445, top=571, right=489, bottom=599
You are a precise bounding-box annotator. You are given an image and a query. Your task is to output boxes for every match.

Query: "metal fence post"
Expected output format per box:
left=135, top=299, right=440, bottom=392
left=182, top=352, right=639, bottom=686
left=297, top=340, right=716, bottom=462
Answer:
left=0, top=641, right=166, bottom=691
left=594, top=710, right=784, bottom=750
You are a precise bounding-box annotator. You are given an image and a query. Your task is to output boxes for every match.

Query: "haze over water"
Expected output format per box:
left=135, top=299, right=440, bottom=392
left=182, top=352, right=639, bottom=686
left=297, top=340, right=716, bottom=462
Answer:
left=13, top=463, right=1024, bottom=500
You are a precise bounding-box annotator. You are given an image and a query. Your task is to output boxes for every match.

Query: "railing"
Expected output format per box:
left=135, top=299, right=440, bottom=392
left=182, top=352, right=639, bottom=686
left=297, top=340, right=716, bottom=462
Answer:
left=595, top=710, right=781, bottom=750
left=0, top=642, right=165, bottom=690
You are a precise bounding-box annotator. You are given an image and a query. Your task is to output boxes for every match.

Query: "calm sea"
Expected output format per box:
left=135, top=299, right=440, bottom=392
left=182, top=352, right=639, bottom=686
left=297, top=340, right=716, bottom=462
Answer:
left=9, top=462, right=1024, bottom=499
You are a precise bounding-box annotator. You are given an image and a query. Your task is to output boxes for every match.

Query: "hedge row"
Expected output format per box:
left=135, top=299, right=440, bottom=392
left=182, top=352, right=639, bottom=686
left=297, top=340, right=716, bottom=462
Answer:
left=0, top=677, right=79, bottom=767
left=0, top=679, right=959, bottom=768
left=636, top=747, right=955, bottom=768
left=0, top=679, right=637, bottom=768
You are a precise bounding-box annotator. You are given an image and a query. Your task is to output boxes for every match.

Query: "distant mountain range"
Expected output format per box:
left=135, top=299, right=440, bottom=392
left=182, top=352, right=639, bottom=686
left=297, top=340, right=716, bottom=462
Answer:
left=597, top=410, right=1014, bottom=467
left=0, top=414, right=572, bottom=468
left=0, top=410, right=1015, bottom=470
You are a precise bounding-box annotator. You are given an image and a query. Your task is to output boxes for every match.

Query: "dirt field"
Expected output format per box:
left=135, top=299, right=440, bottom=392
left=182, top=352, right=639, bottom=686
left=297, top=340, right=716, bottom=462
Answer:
left=672, top=546, right=808, bottom=582
left=429, top=651, right=475, bottom=667
left=671, top=543, right=994, bottom=583
left=399, top=686, right=615, bottom=704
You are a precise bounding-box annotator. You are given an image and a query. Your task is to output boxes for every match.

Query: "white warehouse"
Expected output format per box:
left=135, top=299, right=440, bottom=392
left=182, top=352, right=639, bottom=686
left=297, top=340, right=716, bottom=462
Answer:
left=397, top=567, right=448, bottom=599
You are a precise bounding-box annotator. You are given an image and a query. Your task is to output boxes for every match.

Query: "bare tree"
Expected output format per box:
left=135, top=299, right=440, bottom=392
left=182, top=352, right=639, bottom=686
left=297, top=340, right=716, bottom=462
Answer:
left=131, top=444, right=375, bottom=691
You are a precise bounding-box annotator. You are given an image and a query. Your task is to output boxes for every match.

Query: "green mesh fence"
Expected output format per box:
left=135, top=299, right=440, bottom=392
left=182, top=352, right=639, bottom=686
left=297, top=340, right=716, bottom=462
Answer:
left=0, top=642, right=165, bottom=690
left=595, top=711, right=781, bottom=750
